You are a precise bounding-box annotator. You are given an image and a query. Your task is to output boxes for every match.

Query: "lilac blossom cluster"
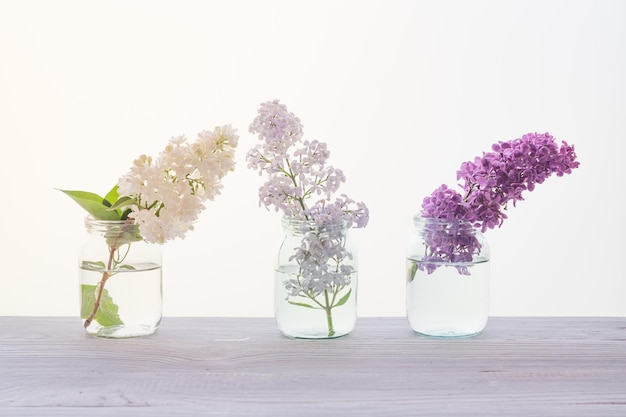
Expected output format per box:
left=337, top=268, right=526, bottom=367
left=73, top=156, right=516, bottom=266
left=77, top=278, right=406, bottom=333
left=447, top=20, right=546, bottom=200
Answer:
left=422, top=132, right=579, bottom=232
left=247, top=99, right=369, bottom=228
left=415, top=218, right=483, bottom=275
left=418, top=132, right=579, bottom=273
left=283, top=222, right=354, bottom=299
left=117, top=125, right=238, bottom=243
left=247, top=100, right=368, bottom=317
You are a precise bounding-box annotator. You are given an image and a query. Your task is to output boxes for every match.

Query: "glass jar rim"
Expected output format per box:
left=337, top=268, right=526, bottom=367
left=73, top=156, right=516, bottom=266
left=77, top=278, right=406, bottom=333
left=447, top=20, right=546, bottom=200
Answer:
left=412, top=215, right=483, bottom=236
left=281, top=215, right=348, bottom=234
left=412, top=214, right=478, bottom=227
left=84, top=216, right=138, bottom=228
left=83, top=216, right=141, bottom=236
left=84, top=216, right=134, bottom=224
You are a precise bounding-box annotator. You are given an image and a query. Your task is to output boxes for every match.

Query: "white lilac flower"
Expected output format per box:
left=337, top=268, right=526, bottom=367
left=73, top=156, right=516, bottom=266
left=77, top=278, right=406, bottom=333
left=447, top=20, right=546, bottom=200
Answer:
left=60, top=122, right=238, bottom=330
left=117, top=125, right=238, bottom=244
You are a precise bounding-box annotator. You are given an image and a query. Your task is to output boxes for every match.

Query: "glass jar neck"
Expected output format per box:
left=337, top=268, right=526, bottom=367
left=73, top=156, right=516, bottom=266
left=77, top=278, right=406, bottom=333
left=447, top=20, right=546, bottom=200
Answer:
left=412, top=214, right=490, bottom=261
left=281, top=216, right=348, bottom=237
left=84, top=217, right=142, bottom=240
left=413, top=215, right=479, bottom=236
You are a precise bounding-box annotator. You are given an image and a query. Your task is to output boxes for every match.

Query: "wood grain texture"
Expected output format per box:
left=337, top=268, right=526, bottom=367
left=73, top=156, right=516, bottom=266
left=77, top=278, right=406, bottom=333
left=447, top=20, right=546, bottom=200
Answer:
left=1, top=317, right=625, bottom=416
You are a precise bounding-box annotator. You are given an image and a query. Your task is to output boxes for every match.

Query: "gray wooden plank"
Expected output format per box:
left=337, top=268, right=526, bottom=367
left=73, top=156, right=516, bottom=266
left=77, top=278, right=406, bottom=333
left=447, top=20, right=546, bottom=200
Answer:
left=1, top=317, right=625, bottom=416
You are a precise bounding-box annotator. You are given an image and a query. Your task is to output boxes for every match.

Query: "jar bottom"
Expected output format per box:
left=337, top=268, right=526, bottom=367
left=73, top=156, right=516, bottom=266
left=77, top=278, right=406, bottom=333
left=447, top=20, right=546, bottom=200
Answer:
left=412, top=326, right=485, bottom=338
left=86, top=323, right=159, bottom=338
left=279, top=327, right=351, bottom=339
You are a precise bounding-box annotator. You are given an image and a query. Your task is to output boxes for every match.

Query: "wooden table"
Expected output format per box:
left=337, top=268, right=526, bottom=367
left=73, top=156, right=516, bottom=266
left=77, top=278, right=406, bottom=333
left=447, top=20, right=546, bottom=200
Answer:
left=1, top=317, right=625, bottom=416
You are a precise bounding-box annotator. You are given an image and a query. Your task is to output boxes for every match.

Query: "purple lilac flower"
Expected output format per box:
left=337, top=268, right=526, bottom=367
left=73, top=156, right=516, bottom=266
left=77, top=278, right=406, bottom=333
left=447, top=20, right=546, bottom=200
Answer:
left=423, top=132, right=579, bottom=229
left=416, top=217, right=482, bottom=276
left=418, top=132, right=579, bottom=273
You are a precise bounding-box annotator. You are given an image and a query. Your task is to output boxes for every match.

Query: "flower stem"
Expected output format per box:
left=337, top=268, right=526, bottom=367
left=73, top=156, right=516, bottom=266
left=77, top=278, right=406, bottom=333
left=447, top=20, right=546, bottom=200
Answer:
left=83, top=237, right=120, bottom=329
left=284, top=158, right=308, bottom=214
left=324, top=290, right=335, bottom=337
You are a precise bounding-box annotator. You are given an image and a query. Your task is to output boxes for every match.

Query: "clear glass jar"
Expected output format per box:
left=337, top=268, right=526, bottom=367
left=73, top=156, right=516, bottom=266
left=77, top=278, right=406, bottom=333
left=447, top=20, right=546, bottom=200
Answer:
left=79, top=217, right=162, bottom=338
left=406, top=215, right=490, bottom=338
left=275, top=216, right=358, bottom=339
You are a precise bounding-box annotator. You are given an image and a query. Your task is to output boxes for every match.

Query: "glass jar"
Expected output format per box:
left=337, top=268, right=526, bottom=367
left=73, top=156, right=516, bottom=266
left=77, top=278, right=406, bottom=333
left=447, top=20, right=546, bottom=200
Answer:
left=79, top=217, right=162, bottom=338
left=406, top=215, right=490, bottom=337
left=275, top=216, right=358, bottom=339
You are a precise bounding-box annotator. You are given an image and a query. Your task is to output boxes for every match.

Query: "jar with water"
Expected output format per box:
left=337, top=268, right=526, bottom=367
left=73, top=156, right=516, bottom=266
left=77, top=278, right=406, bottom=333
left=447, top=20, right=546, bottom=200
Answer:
left=275, top=216, right=358, bottom=339
left=79, top=217, right=162, bottom=338
left=406, top=216, right=490, bottom=337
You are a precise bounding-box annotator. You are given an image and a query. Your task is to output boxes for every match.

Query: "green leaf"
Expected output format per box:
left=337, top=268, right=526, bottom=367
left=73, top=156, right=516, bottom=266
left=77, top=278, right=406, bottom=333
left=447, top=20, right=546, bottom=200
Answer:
left=118, top=264, right=136, bottom=270
left=81, top=260, right=106, bottom=271
left=334, top=288, right=352, bottom=307
left=108, top=195, right=135, bottom=212
left=288, top=300, right=318, bottom=309
left=407, top=261, right=418, bottom=283
left=81, top=284, right=124, bottom=327
left=106, top=226, right=143, bottom=248
left=58, top=189, right=121, bottom=221
left=103, top=185, right=120, bottom=207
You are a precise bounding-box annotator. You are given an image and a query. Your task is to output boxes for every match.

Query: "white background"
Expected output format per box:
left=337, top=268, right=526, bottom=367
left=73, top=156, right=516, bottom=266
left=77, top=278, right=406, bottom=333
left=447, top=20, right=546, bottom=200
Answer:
left=1, top=0, right=624, bottom=318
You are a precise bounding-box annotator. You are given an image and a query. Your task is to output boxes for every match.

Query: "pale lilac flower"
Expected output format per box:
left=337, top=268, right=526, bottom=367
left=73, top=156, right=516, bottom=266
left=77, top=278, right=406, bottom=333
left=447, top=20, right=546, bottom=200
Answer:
left=247, top=100, right=369, bottom=229
left=247, top=100, right=368, bottom=311
left=304, top=195, right=369, bottom=229
left=248, top=99, right=303, bottom=165
left=285, top=224, right=354, bottom=298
